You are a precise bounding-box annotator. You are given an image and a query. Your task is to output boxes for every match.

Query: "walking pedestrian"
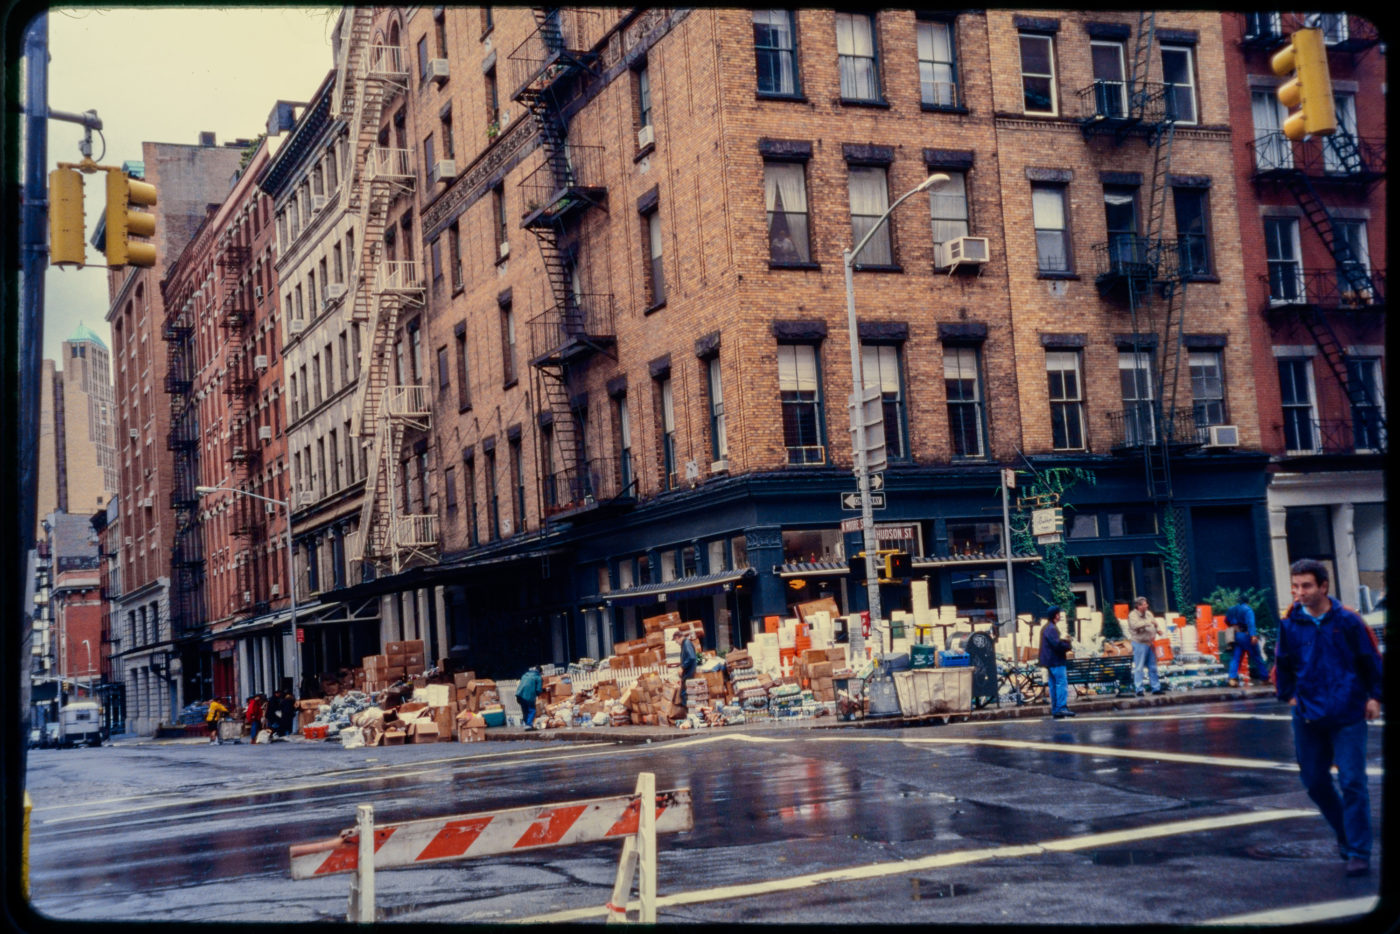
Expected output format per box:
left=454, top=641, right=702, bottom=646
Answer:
left=1226, top=596, right=1269, bottom=686
left=1125, top=596, right=1165, bottom=696
left=515, top=666, right=543, bottom=728
left=205, top=697, right=230, bottom=744
left=1276, top=558, right=1382, bottom=878
left=245, top=693, right=264, bottom=741
left=676, top=629, right=699, bottom=708
left=277, top=690, right=296, bottom=737
left=264, top=690, right=283, bottom=736
left=1039, top=608, right=1075, bottom=719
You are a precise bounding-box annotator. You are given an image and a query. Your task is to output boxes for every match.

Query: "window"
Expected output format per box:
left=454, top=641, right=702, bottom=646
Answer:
left=1189, top=349, right=1226, bottom=428
left=835, top=12, right=879, bottom=102
left=657, top=375, right=677, bottom=489
left=1244, top=12, right=1282, bottom=41
left=1173, top=187, right=1211, bottom=277
left=637, top=65, right=653, bottom=130
left=1160, top=45, right=1197, bottom=124
left=417, top=36, right=429, bottom=83
left=707, top=356, right=728, bottom=461
left=1346, top=358, right=1384, bottom=452
left=437, top=345, right=450, bottom=391
left=444, top=465, right=457, bottom=514
left=1324, top=92, right=1358, bottom=175
left=440, top=109, right=454, bottom=160
left=862, top=344, right=906, bottom=459
left=484, top=65, right=499, bottom=126
left=430, top=237, right=443, bottom=284
left=423, top=134, right=435, bottom=185
left=944, top=345, right=985, bottom=458
left=1277, top=358, right=1317, bottom=452
left=509, top=437, right=524, bottom=533
left=329, top=429, right=340, bottom=490
left=917, top=18, right=957, bottom=108
left=753, top=10, right=799, bottom=96
left=1104, top=186, right=1139, bottom=267
left=1264, top=218, right=1302, bottom=303
left=312, top=353, right=323, bottom=406
left=929, top=170, right=969, bottom=246
left=333, top=243, right=344, bottom=283
left=434, top=9, right=448, bottom=57
left=1334, top=220, right=1371, bottom=298
left=1047, top=352, right=1086, bottom=450
left=1090, top=40, right=1128, bottom=118
left=540, top=424, right=557, bottom=509
left=1019, top=33, right=1057, bottom=115
left=455, top=327, right=470, bottom=410
left=778, top=343, right=824, bottom=464
left=500, top=304, right=516, bottom=385
left=1305, top=12, right=1348, bottom=45
left=616, top=395, right=633, bottom=493
left=491, top=185, right=507, bottom=255
left=764, top=161, right=811, bottom=264
left=463, top=456, right=478, bottom=546
left=848, top=165, right=892, bottom=266
left=1032, top=184, right=1070, bottom=272
left=1119, top=350, right=1157, bottom=445
left=485, top=448, right=500, bottom=539
left=645, top=208, right=666, bottom=305
left=343, top=420, right=355, bottom=484
left=446, top=224, right=462, bottom=290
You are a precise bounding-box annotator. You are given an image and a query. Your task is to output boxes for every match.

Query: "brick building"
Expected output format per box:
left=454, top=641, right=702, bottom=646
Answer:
left=35, top=326, right=118, bottom=538
left=1222, top=12, right=1385, bottom=611
left=279, top=7, right=1275, bottom=680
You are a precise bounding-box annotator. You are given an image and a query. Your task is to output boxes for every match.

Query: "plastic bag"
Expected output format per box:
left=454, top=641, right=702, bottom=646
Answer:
left=339, top=727, right=364, bottom=749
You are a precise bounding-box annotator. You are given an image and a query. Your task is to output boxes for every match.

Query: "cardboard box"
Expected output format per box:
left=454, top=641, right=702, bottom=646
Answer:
left=645, top=631, right=665, bottom=647
left=825, top=647, right=847, bottom=664
left=403, top=652, right=425, bottom=669
left=453, top=672, right=476, bottom=689
left=382, top=729, right=406, bottom=745
left=809, top=661, right=833, bottom=679
left=363, top=654, right=389, bottom=668
left=644, top=611, right=684, bottom=633
left=408, top=721, right=440, bottom=742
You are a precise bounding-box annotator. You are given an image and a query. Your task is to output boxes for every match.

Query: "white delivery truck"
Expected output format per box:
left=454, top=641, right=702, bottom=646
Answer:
left=56, top=701, right=106, bottom=747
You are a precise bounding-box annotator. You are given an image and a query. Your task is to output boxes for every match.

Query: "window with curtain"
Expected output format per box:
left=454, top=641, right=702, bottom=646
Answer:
left=659, top=375, right=677, bottom=487
left=765, top=161, right=810, bottom=263
left=616, top=395, right=633, bottom=493
left=848, top=165, right=892, bottom=266
left=1019, top=33, right=1057, bottom=115
left=1103, top=187, right=1139, bottom=267
left=708, top=356, right=728, bottom=461
left=862, top=343, right=906, bottom=459
left=637, top=65, right=653, bottom=130
left=1173, top=187, right=1211, bottom=277
left=1333, top=220, right=1371, bottom=297
left=1160, top=45, right=1198, bottom=124
left=917, top=18, right=957, bottom=107
left=1346, top=358, right=1384, bottom=452
left=778, top=343, right=824, bottom=464
left=1032, top=184, right=1069, bottom=272
left=1047, top=350, right=1085, bottom=450
left=1119, top=350, right=1156, bottom=445
left=1277, top=358, right=1316, bottom=452
left=944, top=345, right=985, bottom=458
left=646, top=209, right=666, bottom=305
left=836, top=12, right=879, bottom=101
left=1189, top=349, right=1225, bottom=428
left=1324, top=93, right=1358, bottom=174
left=1090, top=40, right=1127, bottom=118
left=1264, top=218, right=1302, bottom=302
left=753, top=10, right=799, bottom=95
left=929, top=170, right=968, bottom=245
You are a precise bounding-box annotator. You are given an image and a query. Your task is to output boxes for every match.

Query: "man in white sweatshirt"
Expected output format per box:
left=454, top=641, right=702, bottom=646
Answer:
left=1125, top=596, right=1165, bottom=696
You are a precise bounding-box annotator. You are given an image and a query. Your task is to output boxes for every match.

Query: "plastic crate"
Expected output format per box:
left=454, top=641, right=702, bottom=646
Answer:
left=480, top=706, right=506, bottom=728
left=938, top=651, right=971, bottom=668
left=910, top=644, right=938, bottom=669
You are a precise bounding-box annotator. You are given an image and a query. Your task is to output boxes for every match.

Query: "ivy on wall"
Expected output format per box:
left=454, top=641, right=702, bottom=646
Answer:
left=1006, top=466, right=1096, bottom=631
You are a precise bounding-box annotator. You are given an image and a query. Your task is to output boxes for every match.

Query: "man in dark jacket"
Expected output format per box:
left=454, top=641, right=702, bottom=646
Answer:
left=515, top=667, right=543, bottom=728
left=1225, top=596, right=1269, bottom=686
left=677, top=631, right=699, bottom=708
left=1276, top=558, right=1382, bottom=877
left=1038, top=608, right=1075, bottom=719
left=277, top=690, right=296, bottom=737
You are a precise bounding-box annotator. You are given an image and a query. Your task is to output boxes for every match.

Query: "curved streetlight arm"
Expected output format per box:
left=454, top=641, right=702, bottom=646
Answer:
left=846, top=172, right=949, bottom=267
left=195, top=484, right=288, bottom=510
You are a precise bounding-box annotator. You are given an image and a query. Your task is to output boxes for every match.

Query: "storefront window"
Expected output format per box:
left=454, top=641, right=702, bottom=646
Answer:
left=707, top=539, right=728, bottom=573
left=659, top=550, right=677, bottom=582
left=731, top=536, right=749, bottom=569
left=783, top=528, right=844, bottom=563
left=1068, top=513, right=1099, bottom=539
left=947, top=521, right=1002, bottom=557
left=682, top=545, right=699, bottom=577
left=1106, top=508, right=1157, bottom=536
left=951, top=569, right=1007, bottom=624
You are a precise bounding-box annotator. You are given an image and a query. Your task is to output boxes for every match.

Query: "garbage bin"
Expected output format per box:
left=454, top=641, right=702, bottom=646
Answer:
left=217, top=720, right=242, bottom=743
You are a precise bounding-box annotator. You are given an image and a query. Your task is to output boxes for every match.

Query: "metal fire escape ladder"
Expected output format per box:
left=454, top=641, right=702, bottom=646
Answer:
left=1126, top=11, right=1157, bottom=121
left=163, top=276, right=203, bottom=637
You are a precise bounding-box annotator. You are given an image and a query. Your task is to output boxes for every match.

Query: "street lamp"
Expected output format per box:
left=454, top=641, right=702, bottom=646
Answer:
left=195, top=485, right=300, bottom=699
left=82, top=639, right=93, bottom=696
left=843, top=172, right=949, bottom=647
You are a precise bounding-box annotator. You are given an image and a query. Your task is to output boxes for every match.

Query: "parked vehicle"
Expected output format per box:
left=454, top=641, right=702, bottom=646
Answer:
left=56, top=701, right=106, bottom=747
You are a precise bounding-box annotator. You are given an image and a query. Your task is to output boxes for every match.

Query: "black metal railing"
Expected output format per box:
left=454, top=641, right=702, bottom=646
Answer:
left=1260, top=267, right=1385, bottom=311
left=1247, top=132, right=1385, bottom=181
left=528, top=293, right=615, bottom=366
left=1076, top=80, right=1170, bottom=129
left=1239, top=15, right=1285, bottom=50
left=1279, top=416, right=1386, bottom=456
left=518, top=144, right=608, bottom=225
left=1106, top=406, right=1206, bottom=448
left=507, top=8, right=605, bottom=101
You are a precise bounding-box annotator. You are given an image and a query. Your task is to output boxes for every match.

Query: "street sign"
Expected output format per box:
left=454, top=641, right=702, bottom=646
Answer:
left=1002, top=467, right=1015, bottom=489
left=869, top=472, right=884, bottom=491
left=840, top=491, right=886, bottom=510
left=840, top=516, right=865, bottom=533
left=1032, top=507, right=1064, bottom=545
left=296, top=627, right=305, bottom=644
left=849, top=387, right=887, bottom=474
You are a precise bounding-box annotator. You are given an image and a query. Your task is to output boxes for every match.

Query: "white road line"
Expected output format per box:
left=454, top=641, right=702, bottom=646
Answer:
left=511, top=808, right=1317, bottom=924
left=1199, top=895, right=1381, bottom=925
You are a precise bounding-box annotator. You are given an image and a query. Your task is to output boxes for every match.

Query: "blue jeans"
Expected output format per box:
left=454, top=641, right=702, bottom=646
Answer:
left=1131, top=642, right=1160, bottom=692
left=1292, top=713, right=1371, bottom=861
left=1228, top=637, right=1268, bottom=681
left=1046, top=665, right=1069, bottom=713
left=519, top=699, right=536, bottom=727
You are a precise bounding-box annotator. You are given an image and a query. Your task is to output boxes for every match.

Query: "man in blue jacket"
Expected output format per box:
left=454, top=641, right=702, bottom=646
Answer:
left=1225, top=596, right=1269, bottom=686
left=1038, top=608, right=1075, bottom=719
left=1275, top=559, right=1382, bottom=877
left=515, top=666, right=543, bottom=728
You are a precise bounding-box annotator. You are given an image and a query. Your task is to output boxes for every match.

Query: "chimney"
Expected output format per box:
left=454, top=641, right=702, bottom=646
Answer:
left=199, top=131, right=216, bottom=146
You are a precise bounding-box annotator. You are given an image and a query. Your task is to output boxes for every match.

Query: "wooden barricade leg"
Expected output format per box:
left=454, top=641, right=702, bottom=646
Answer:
left=347, top=804, right=376, bottom=923
left=606, top=772, right=658, bottom=924
left=606, top=836, right=639, bottom=923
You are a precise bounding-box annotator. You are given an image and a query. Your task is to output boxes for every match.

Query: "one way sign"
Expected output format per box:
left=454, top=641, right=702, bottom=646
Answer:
left=840, top=491, right=886, bottom=510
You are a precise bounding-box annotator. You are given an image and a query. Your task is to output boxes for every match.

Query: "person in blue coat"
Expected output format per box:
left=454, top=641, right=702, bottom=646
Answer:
left=1275, top=559, right=1383, bottom=878
left=1038, top=607, right=1075, bottom=719
left=1225, top=596, right=1269, bottom=686
left=676, top=630, right=699, bottom=708
left=515, top=666, right=543, bottom=728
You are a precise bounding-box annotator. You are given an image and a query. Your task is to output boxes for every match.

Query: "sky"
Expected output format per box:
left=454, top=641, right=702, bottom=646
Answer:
left=41, top=6, right=339, bottom=363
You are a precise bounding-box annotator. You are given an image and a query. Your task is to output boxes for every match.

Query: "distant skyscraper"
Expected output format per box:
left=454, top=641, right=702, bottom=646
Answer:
left=35, top=323, right=118, bottom=536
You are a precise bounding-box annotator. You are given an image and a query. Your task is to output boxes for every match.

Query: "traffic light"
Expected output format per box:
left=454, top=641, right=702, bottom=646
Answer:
left=48, top=166, right=87, bottom=266
left=1272, top=27, right=1335, bottom=141
left=881, top=551, right=912, bottom=582
left=104, top=167, right=158, bottom=267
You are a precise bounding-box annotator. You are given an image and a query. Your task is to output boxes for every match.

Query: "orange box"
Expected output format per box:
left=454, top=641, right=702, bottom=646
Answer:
left=1113, top=603, right=1129, bottom=621
left=764, top=615, right=781, bottom=633
left=1152, top=637, right=1173, bottom=663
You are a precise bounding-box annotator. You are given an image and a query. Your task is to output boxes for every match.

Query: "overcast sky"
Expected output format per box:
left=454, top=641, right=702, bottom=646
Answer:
left=41, top=6, right=338, bottom=363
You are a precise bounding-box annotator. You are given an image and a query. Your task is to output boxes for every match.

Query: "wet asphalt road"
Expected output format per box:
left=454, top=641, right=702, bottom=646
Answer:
left=22, top=697, right=1388, bottom=926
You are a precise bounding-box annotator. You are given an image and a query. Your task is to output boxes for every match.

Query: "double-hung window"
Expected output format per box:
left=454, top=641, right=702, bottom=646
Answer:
left=645, top=208, right=666, bottom=306
left=1032, top=184, right=1070, bottom=273
left=778, top=343, right=824, bottom=464
left=1346, top=358, right=1384, bottom=452
left=659, top=375, right=677, bottom=488
left=1046, top=351, right=1086, bottom=450
left=1119, top=350, right=1157, bottom=445
left=944, top=345, right=985, bottom=458
left=848, top=165, right=892, bottom=266
left=1103, top=186, right=1140, bottom=268
left=1189, top=349, right=1226, bottom=429
left=1334, top=220, right=1371, bottom=299
left=765, top=160, right=811, bottom=264
left=1264, top=218, right=1303, bottom=303
left=929, top=170, right=969, bottom=246
left=615, top=395, right=633, bottom=493
left=707, top=356, right=728, bottom=462
left=917, top=18, right=957, bottom=108
left=1090, top=40, right=1128, bottom=119
left=862, top=344, right=906, bottom=459
left=1019, top=33, right=1057, bottom=115
left=835, top=12, right=879, bottom=102
left=637, top=65, right=653, bottom=132
left=1173, top=187, right=1212, bottom=277
left=1251, top=88, right=1288, bottom=170
left=1277, top=358, right=1317, bottom=453
left=753, top=10, right=799, bottom=96
left=1160, top=45, right=1198, bottom=124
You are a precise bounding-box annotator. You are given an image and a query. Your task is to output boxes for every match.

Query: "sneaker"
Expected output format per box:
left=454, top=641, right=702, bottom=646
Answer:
left=1052, top=711, right=1070, bottom=719
left=1345, top=858, right=1370, bottom=877
left=1135, top=690, right=1145, bottom=697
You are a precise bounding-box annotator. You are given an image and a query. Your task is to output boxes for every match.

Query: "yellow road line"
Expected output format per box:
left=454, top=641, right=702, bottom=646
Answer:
left=1200, top=895, right=1381, bottom=925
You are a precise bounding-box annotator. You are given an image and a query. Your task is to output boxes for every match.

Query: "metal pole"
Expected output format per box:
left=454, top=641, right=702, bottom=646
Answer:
left=285, top=499, right=300, bottom=701
left=1001, top=473, right=1018, bottom=664
left=843, top=248, right=883, bottom=639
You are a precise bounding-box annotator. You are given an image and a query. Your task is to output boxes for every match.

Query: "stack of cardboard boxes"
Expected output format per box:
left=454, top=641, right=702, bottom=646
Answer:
left=605, top=612, right=705, bottom=669
left=361, top=640, right=427, bottom=693
left=792, top=646, right=851, bottom=703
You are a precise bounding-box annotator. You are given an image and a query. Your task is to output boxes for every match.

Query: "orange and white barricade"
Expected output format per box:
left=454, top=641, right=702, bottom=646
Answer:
left=289, top=772, right=691, bottom=923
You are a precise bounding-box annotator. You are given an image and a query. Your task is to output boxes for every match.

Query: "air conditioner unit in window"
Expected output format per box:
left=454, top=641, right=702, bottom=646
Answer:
left=296, top=491, right=317, bottom=509
left=270, top=583, right=280, bottom=597
left=498, top=240, right=510, bottom=259
left=264, top=502, right=277, bottom=515
left=935, top=236, right=991, bottom=273
left=1207, top=424, right=1240, bottom=447
left=124, top=536, right=133, bottom=547
left=637, top=124, right=655, bottom=149
left=288, top=317, right=307, bottom=335
left=142, top=496, right=153, bottom=508
left=258, top=425, right=273, bottom=441
left=253, top=354, right=269, bottom=370
left=254, top=285, right=264, bottom=301
left=129, top=429, right=139, bottom=440
left=325, top=282, right=346, bottom=301
left=310, top=194, right=327, bottom=213
left=430, top=159, right=457, bottom=184
left=428, top=58, right=450, bottom=82
left=242, top=591, right=252, bottom=604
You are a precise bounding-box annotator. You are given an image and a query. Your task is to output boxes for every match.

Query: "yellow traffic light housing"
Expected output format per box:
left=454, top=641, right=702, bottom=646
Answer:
left=48, top=166, right=87, bottom=267
left=1272, top=27, right=1336, bottom=141
left=104, top=168, right=158, bottom=267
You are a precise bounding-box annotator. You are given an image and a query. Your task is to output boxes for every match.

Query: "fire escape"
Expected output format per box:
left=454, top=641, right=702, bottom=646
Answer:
left=1243, top=14, right=1386, bottom=454
left=339, top=8, right=436, bottom=576
left=1078, top=12, right=1192, bottom=502
left=508, top=8, right=620, bottom=521
left=218, top=230, right=266, bottom=616
left=162, top=280, right=204, bottom=639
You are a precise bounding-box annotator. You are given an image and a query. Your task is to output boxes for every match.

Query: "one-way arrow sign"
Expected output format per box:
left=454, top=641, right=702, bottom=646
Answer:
left=840, top=491, right=886, bottom=510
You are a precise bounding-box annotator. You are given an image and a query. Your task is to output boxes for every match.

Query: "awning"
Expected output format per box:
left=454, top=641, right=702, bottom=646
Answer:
left=215, top=609, right=293, bottom=638
left=577, top=568, right=755, bottom=608
left=912, top=553, right=1043, bottom=569
left=775, top=561, right=850, bottom=579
